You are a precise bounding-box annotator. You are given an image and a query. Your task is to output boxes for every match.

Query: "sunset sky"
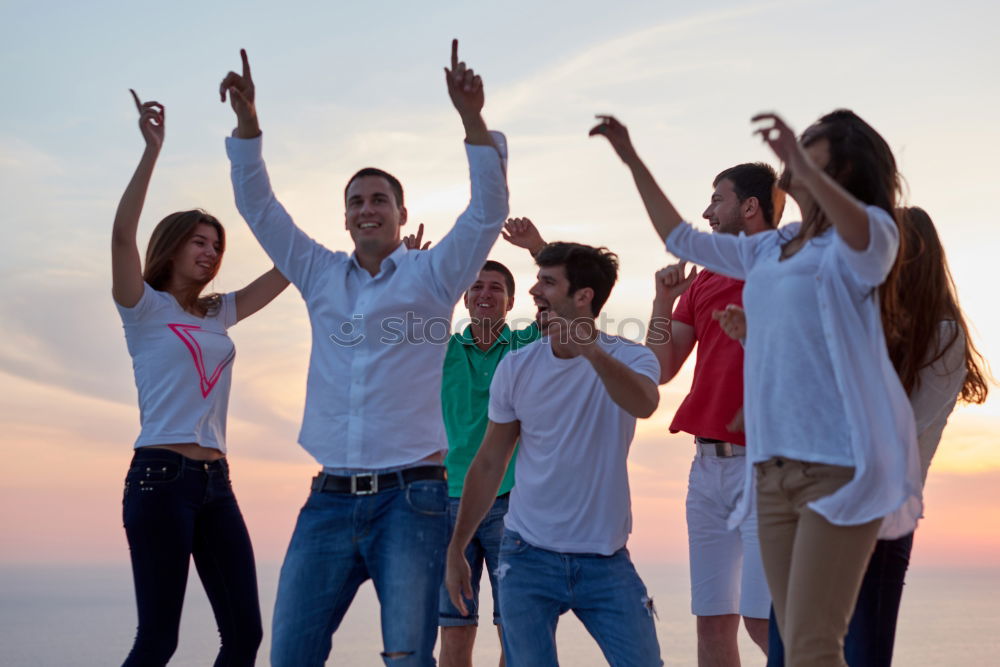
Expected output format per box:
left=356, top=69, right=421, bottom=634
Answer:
left=1, top=0, right=998, bottom=569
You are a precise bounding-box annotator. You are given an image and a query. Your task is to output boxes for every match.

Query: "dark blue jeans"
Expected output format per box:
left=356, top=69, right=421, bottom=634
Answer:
left=121, top=448, right=262, bottom=667
left=766, top=533, right=914, bottom=667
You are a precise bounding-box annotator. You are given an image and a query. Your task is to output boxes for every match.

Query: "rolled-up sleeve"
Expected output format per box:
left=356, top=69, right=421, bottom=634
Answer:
left=833, top=205, right=899, bottom=288
left=425, top=132, right=510, bottom=304
left=226, top=135, right=328, bottom=291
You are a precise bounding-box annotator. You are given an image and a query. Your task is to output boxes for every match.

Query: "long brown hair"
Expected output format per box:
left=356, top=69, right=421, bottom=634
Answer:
left=880, top=207, right=989, bottom=403
left=784, top=109, right=901, bottom=247
left=142, top=210, right=225, bottom=315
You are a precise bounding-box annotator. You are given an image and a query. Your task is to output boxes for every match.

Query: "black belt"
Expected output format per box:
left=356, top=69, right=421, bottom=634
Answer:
left=311, top=465, right=446, bottom=496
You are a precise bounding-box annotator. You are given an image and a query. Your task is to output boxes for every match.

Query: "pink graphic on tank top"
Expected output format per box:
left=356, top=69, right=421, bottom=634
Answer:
left=168, top=323, right=236, bottom=398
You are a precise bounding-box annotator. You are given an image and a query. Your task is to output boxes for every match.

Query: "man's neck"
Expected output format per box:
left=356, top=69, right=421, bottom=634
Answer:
left=355, top=244, right=399, bottom=277
left=740, top=214, right=772, bottom=236
left=470, top=318, right=506, bottom=352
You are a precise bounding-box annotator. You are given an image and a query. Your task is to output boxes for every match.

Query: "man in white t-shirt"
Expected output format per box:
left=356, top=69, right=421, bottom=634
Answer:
left=444, top=242, right=664, bottom=666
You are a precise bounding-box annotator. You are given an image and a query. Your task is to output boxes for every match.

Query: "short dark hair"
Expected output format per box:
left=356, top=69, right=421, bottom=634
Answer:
left=481, top=260, right=515, bottom=297
left=344, top=167, right=404, bottom=207
left=535, top=242, right=619, bottom=316
left=713, top=162, right=780, bottom=227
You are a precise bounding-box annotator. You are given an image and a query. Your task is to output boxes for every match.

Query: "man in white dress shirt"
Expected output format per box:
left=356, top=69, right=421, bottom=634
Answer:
left=219, top=41, right=509, bottom=666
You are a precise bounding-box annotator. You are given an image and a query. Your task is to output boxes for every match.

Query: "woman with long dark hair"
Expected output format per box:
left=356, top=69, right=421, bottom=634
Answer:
left=112, top=91, right=288, bottom=666
left=768, top=206, right=990, bottom=665
left=593, top=109, right=919, bottom=666
left=717, top=206, right=990, bottom=666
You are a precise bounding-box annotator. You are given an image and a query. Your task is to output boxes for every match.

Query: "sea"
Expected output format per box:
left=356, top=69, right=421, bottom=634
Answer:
left=1, top=562, right=997, bottom=665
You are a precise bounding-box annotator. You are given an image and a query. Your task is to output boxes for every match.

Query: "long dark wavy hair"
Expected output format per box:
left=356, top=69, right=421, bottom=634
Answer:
left=142, top=209, right=225, bottom=315
left=782, top=109, right=901, bottom=252
left=880, top=207, right=989, bottom=403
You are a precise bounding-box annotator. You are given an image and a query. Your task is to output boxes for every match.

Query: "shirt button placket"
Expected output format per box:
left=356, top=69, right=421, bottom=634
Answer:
left=346, top=292, right=370, bottom=468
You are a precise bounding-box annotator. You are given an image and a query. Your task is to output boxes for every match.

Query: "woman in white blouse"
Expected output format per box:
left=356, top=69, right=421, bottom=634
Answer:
left=717, top=206, right=991, bottom=666
left=112, top=91, right=288, bottom=666
left=592, top=110, right=915, bottom=667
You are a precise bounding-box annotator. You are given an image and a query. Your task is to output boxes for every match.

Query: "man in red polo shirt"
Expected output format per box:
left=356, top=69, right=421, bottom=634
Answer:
left=647, top=163, right=782, bottom=667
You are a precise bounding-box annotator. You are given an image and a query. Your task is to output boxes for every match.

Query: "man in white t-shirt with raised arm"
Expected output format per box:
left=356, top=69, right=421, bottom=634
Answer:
left=445, top=242, right=664, bottom=666
left=219, top=40, right=509, bottom=666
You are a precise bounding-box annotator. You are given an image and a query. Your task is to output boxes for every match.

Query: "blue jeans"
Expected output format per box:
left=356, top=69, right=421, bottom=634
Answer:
left=121, top=448, right=262, bottom=667
left=766, top=533, right=915, bottom=667
left=270, top=475, right=448, bottom=666
left=439, top=494, right=508, bottom=626
left=497, top=530, right=663, bottom=667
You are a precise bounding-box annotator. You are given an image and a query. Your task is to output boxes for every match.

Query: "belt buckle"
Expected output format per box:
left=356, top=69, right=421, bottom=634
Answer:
left=350, top=473, right=379, bottom=495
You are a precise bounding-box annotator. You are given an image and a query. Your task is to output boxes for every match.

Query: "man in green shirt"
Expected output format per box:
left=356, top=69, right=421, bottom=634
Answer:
left=438, top=218, right=545, bottom=667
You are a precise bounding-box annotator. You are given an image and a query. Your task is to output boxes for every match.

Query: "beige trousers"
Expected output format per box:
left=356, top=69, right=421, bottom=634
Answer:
left=755, top=458, right=882, bottom=667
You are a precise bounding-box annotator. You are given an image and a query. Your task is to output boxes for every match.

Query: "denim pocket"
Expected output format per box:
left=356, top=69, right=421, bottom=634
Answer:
left=405, top=480, right=447, bottom=516
left=499, top=532, right=531, bottom=556
left=127, top=459, right=182, bottom=485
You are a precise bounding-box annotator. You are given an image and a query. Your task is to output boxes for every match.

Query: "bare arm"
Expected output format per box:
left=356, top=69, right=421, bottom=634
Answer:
left=112, top=91, right=164, bottom=307
left=234, top=266, right=290, bottom=322
left=753, top=112, right=870, bottom=250
left=646, top=262, right=698, bottom=383
left=583, top=344, right=660, bottom=418
left=445, top=419, right=521, bottom=614
left=550, top=318, right=660, bottom=418
left=589, top=115, right=684, bottom=243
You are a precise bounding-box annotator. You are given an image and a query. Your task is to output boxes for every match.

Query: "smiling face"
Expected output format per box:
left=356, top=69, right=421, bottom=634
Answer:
left=344, top=175, right=407, bottom=259
left=171, top=223, right=222, bottom=285
left=702, top=178, right=745, bottom=235
left=529, top=264, right=591, bottom=332
left=464, top=269, right=513, bottom=323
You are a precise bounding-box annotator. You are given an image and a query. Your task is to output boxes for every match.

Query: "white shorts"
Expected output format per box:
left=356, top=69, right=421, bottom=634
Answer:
left=686, top=449, right=770, bottom=618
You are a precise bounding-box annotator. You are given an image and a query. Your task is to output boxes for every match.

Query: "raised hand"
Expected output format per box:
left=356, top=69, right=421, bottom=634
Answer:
left=445, top=39, right=484, bottom=118
left=501, top=217, right=546, bottom=256
left=402, top=223, right=432, bottom=250
left=444, top=39, right=492, bottom=146
left=751, top=112, right=813, bottom=182
left=712, top=304, right=747, bottom=341
left=130, top=89, right=164, bottom=152
left=545, top=314, right=599, bottom=358
left=589, top=115, right=639, bottom=165
left=219, top=49, right=260, bottom=138
left=654, top=261, right=698, bottom=303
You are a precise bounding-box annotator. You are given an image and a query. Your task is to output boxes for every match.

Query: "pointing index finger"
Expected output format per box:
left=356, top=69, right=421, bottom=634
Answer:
left=450, top=39, right=458, bottom=71
left=240, top=48, right=252, bottom=80
left=129, top=89, right=142, bottom=113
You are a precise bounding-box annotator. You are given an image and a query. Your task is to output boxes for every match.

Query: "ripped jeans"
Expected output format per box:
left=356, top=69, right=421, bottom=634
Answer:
left=270, top=476, right=448, bottom=667
left=497, top=530, right=663, bottom=666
